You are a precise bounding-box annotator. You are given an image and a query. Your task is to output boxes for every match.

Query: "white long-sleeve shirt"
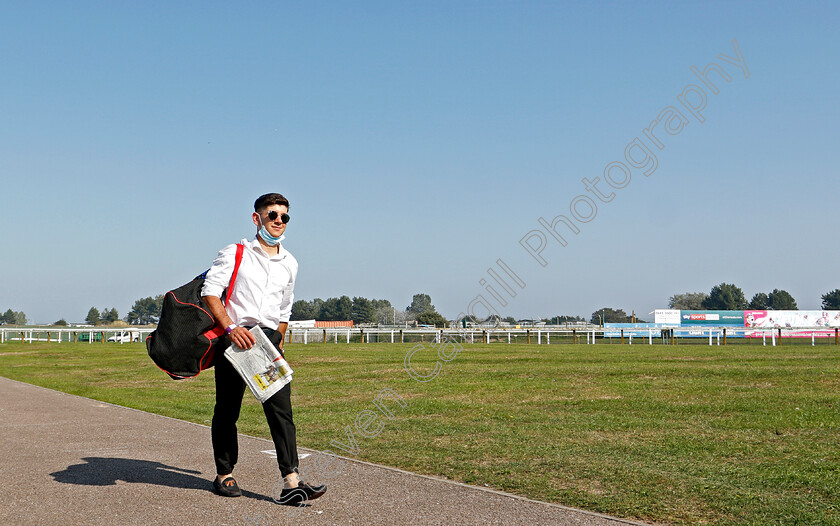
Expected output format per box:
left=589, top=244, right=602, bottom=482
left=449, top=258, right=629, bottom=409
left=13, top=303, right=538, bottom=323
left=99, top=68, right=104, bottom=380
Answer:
left=201, top=237, right=298, bottom=328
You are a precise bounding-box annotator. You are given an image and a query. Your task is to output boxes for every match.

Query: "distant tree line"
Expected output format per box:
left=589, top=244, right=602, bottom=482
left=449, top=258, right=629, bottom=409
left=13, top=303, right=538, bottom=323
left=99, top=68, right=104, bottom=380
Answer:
left=543, top=315, right=586, bottom=324
left=292, top=296, right=391, bottom=324
left=0, top=309, right=27, bottom=325
left=93, top=285, right=840, bottom=330
left=15, top=286, right=840, bottom=328
left=85, top=306, right=120, bottom=326
left=125, top=295, right=164, bottom=325
left=588, top=284, right=840, bottom=326
left=667, top=284, right=840, bottom=311
left=457, top=314, right=500, bottom=325
left=81, top=296, right=163, bottom=326
left=78, top=292, right=450, bottom=327
left=823, top=290, right=840, bottom=310
left=406, top=293, right=448, bottom=327
left=290, top=293, right=449, bottom=327
left=589, top=308, right=644, bottom=325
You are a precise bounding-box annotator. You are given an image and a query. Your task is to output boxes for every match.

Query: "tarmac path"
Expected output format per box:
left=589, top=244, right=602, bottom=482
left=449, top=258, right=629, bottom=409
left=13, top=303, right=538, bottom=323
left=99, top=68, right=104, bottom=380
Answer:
left=0, top=376, right=649, bottom=525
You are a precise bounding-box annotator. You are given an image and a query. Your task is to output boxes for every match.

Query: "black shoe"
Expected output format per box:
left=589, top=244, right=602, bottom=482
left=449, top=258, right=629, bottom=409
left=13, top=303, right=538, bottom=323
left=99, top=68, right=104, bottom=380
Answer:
left=299, top=481, right=327, bottom=501
left=276, top=481, right=327, bottom=505
left=213, top=476, right=242, bottom=497
left=276, top=486, right=307, bottom=505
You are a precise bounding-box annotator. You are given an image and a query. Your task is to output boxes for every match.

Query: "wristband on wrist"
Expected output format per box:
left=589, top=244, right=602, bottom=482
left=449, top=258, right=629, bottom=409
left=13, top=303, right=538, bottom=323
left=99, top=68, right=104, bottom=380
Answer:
left=225, top=324, right=237, bottom=335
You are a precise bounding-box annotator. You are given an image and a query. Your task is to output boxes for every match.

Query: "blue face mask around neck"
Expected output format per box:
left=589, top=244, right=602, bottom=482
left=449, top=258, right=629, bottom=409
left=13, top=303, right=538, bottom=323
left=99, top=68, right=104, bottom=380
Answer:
left=258, top=217, right=284, bottom=246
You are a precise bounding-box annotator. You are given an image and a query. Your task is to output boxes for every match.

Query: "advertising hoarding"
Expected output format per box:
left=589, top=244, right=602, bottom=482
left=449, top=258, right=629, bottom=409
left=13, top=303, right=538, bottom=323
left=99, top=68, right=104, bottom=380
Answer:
left=679, top=310, right=745, bottom=326
left=744, top=310, right=840, bottom=328
left=653, top=309, right=681, bottom=325
left=603, top=323, right=662, bottom=338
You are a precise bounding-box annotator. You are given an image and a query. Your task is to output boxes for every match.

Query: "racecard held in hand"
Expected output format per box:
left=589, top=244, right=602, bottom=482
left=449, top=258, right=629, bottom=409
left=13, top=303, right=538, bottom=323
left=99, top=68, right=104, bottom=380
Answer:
left=224, top=326, right=293, bottom=403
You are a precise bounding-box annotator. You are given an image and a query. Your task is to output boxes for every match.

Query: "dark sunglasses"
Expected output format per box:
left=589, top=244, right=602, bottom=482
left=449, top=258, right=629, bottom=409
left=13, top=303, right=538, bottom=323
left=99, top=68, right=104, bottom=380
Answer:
left=267, top=210, right=290, bottom=224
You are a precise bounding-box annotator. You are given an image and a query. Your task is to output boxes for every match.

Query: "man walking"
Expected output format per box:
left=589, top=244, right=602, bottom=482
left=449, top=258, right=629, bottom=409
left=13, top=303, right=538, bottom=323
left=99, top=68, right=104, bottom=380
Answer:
left=201, top=192, right=325, bottom=504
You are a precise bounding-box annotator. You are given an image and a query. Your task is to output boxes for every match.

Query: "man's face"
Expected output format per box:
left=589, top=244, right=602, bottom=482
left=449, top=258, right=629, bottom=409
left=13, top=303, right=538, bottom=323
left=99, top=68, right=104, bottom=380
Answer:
left=253, top=204, right=289, bottom=239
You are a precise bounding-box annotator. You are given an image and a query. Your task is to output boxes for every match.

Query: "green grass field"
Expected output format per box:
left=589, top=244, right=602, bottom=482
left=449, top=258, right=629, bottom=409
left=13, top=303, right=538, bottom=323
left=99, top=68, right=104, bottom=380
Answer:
left=1, top=340, right=838, bottom=525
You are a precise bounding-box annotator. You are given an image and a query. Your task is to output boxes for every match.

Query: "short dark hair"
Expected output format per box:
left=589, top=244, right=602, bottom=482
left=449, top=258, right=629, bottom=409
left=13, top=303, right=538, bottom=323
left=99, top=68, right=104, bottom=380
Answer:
left=254, top=193, right=290, bottom=212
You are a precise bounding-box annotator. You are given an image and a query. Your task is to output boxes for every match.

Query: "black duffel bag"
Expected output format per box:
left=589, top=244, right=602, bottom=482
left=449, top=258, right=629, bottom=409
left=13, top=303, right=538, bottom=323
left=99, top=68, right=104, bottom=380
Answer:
left=146, top=244, right=243, bottom=379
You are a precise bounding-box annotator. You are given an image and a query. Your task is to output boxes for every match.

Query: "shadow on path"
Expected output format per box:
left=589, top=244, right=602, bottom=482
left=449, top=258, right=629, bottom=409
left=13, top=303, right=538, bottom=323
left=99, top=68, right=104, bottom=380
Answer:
left=49, top=457, right=272, bottom=501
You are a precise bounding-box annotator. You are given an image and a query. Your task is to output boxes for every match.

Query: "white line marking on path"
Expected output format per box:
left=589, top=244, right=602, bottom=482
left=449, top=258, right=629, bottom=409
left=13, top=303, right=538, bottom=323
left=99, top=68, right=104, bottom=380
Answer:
left=260, top=450, right=310, bottom=459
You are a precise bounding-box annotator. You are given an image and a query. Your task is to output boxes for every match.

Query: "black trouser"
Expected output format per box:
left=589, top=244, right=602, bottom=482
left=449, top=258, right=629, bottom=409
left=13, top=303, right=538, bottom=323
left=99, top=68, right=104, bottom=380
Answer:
left=211, top=328, right=298, bottom=477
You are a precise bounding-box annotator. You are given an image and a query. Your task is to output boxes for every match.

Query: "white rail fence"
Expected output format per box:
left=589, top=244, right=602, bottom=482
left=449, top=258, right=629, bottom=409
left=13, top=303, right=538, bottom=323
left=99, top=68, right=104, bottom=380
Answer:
left=0, top=328, right=154, bottom=344
left=1, top=326, right=836, bottom=346
left=278, top=326, right=840, bottom=346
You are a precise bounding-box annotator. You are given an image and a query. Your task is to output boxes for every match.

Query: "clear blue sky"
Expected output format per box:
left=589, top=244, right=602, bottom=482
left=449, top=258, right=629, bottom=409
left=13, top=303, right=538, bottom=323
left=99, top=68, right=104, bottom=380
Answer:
left=1, top=1, right=838, bottom=324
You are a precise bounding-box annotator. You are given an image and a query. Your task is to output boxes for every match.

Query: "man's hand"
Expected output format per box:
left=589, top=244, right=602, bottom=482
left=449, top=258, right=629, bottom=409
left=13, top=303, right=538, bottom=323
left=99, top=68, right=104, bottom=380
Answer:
left=230, top=327, right=257, bottom=350
left=276, top=321, right=288, bottom=357
left=202, top=294, right=257, bottom=350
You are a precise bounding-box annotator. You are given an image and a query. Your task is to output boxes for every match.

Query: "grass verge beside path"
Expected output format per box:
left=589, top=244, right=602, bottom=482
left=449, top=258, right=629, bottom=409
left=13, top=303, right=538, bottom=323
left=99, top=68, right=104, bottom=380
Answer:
left=0, top=341, right=838, bottom=525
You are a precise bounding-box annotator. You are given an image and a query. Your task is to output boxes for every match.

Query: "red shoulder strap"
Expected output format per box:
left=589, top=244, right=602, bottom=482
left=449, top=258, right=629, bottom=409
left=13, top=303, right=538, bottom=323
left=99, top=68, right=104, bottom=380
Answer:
left=223, top=243, right=244, bottom=307
left=203, top=243, right=245, bottom=342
